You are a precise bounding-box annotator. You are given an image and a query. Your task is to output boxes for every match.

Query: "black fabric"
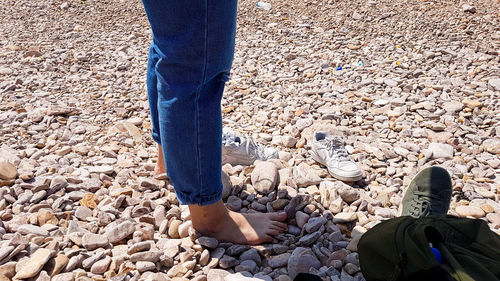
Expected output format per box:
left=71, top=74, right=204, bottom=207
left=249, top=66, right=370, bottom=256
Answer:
left=358, top=215, right=500, bottom=281
left=293, top=273, right=323, bottom=281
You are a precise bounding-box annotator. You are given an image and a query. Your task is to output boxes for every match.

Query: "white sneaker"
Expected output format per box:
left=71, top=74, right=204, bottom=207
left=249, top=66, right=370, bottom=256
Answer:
left=310, top=131, right=363, bottom=182
left=222, top=129, right=279, bottom=166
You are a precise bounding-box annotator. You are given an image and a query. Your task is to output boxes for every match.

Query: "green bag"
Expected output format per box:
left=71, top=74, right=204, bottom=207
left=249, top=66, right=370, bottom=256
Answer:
left=358, top=215, right=500, bottom=281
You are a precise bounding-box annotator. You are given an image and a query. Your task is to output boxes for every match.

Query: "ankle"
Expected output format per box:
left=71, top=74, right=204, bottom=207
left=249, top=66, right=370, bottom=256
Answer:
left=189, top=201, right=230, bottom=235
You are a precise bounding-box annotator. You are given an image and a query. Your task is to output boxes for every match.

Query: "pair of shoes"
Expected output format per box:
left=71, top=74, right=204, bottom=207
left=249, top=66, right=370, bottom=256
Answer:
left=223, top=129, right=362, bottom=183
left=222, top=129, right=279, bottom=166
left=401, top=166, right=452, bottom=218
left=310, top=130, right=452, bottom=217
left=310, top=132, right=363, bottom=182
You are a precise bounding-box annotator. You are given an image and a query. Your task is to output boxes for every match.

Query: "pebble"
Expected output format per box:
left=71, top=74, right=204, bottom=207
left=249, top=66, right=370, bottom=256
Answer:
left=225, top=272, right=262, bottom=281
left=168, top=219, right=182, bottom=239
left=442, top=101, right=464, bottom=113
left=455, top=205, right=485, bottom=218
left=219, top=255, right=239, bottom=268
left=426, top=143, right=454, bottom=159
left=226, top=245, right=248, bottom=256
left=482, top=139, right=500, bottom=154
left=222, top=171, right=233, bottom=199
left=352, top=12, right=363, bottom=20
left=462, top=4, right=476, bottom=13
left=284, top=194, right=311, bottom=220
left=345, top=253, right=359, bottom=266
left=200, top=249, right=210, bottom=266
left=463, top=99, right=482, bottom=109
left=0, top=160, right=17, bottom=180
left=296, top=211, right=310, bottom=229
left=197, top=237, right=219, bottom=249
left=268, top=253, right=291, bottom=268
left=236, top=260, right=258, bottom=273
left=17, top=224, right=49, bottom=237
left=75, top=206, right=93, bottom=220
left=52, top=273, right=74, bottom=281
left=106, top=221, right=136, bottom=244
left=0, top=0, right=498, bottom=279
left=344, top=263, right=360, bottom=275
left=383, top=78, right=398, bottom=87
left=486, top=213, right=500, bottom=227
left=339, top=188, right=360, bottom=204
left=207, top=269, right=229, bottom=281
left=0, top=246, right=14, bottom=261
left=488, top=78, right=500, bottom=91
left=226, top=195, right=243, bottom=211
left=13, top=248, right=53, bottom=279
left=293, top=163, right=322, bottom=188
left=299, top=231, right=321, bottom=246
left=374, top=99, right=389, bottom=106
left=304, top=216, right=327, bottom=233
left=178, top=221, right=192, bottom=238
left=128, top=241, right=151, bottom=254
left=240, top=249, right=262, bottom=267
left=82, top=233, right=109, bottom=250
left=82, top=251, right=106, bottom=269
left=90, top=256, right=111, bottom=274
left=130, top=251, right=162, bottom=263
left=47, top=254, right=69, bottom=276
left=332, top=212, right=357, bottom=223
left=251, top=161, right=278, bottom=194
left=167, top=264, right=188, bottom=278
left=288, top=247, right=321, bottom=279
left=137, top=261, right=156, bottom=272
left=37, top=209, right=58, bottom=226
left=88, top=165, right=114, bottom=175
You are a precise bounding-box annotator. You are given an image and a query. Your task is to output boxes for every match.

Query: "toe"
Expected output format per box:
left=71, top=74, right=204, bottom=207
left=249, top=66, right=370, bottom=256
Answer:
left=256, top=234, right=273, bottom=244
left=272, top=221, right=288, bottom=230
left=269, top=224, right=286, bottom=232
left=264, top=234, right=274, bottom=241
left=268, top=212, right=287, bottom=221
left=267, top=228, right=281, bottom=235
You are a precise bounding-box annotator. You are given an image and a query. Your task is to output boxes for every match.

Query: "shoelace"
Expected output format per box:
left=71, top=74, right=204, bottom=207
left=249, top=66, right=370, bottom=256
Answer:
left=408, top=191, right=443, bottom=217
left=245, top=138, right=259, bottom=159
left=227, top=134, right=259, bottom=159
left=222, top=131, right=236, bottom=145
left=223, top=131, right=274, bottom=161
left=324, top=136, right=350, bottom=161
left=245, top=137, right=274, bottom=160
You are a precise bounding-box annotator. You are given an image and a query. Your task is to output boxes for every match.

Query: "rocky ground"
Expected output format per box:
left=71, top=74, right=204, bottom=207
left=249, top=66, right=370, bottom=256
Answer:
left=0, top=0, right=499, bottom=280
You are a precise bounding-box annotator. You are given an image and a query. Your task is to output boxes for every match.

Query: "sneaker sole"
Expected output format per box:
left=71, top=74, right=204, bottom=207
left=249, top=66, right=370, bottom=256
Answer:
left=311, top=150, right=363, bottom=182
left=222, top=154, right=254, bottom=166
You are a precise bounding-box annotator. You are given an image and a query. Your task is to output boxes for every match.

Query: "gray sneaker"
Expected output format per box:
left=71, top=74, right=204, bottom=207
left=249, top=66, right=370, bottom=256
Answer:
left=310, top=132, right=362, bottom=182
left=401, top=166, right=452, bottom=218
left=222, top=129, right=279, bottom=166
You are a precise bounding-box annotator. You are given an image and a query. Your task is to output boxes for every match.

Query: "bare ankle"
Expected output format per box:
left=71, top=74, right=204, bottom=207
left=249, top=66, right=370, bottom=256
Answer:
left=189, top=200, right=229, bottom=235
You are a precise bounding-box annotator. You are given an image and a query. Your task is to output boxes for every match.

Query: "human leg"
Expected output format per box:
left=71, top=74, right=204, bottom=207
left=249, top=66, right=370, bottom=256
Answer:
left=141, top=0, right=287, bottom=244
left=145, top=43, right=166, bottom=177
left=154, top=144, right=166, bottom=178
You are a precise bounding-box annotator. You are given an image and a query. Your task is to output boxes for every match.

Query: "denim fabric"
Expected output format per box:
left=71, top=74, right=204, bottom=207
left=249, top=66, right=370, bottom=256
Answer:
left=142, top=0, right=237, bottom=205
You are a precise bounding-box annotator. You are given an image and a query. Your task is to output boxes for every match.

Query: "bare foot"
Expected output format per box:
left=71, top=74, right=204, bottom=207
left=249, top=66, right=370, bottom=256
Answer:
left=154, top=144, right=167, bottom=179
left=189, top=200, right=287, bottom=245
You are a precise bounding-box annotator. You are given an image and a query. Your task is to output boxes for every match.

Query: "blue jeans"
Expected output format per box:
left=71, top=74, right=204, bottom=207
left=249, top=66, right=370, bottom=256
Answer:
left=142, top=0, right=237, bottom=205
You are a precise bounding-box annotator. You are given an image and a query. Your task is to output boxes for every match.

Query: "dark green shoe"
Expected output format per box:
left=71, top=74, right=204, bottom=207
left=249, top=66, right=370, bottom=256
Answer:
left=401, top=166, right=452, bottom=218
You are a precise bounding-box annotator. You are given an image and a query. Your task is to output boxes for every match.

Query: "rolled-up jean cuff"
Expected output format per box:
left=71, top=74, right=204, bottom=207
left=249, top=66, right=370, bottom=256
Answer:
left=152, top=132, right=161, bottom=144
left=175, top=189, right=222, bottom=206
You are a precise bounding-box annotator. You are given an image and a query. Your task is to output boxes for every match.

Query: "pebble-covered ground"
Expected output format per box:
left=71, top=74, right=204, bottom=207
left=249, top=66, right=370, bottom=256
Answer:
left=0, top=0, right=499, bottom=280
